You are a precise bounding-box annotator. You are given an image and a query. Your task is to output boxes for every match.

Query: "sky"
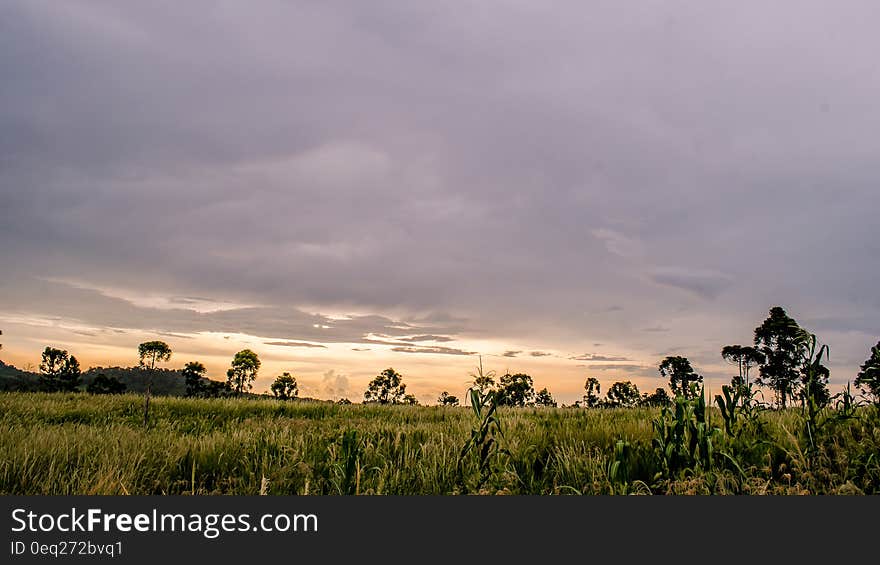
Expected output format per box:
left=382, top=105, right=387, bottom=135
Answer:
left=2, top=1, right=879, bottom=405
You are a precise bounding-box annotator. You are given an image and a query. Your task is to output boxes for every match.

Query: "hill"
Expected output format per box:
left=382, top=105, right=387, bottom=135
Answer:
left=0, top=360, right=187, bottom=395
left=0, top=360, right=41, bottom=392
left=82, top=366, right=186, bottom=396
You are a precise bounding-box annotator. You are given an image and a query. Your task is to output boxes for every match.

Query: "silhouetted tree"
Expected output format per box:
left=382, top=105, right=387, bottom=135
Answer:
left=182, top=361, right=207, bottom=397
left=86, top=374, right=126, bottom=394
left=855, top=341, right=880, bottom=403
left=534, top=387, right=557, bottom=407
left=336, top=397, right=352, bottom=405
left=606, top=381, right=641, bottom=407
left=402, top=393, right=420, bottom=405
left=138, top=341, right=172, bottom=426
left=271, top=372, right=299, bottom=400
left=39, top=346, right=81, bottom=392
left=363, top=367, right=408, bottom=404
left=754, top=306, right=807, bottom=408
left=437, top=391, right=459, bottom=406
left=496, top=372, right=535, bottom=406
left=582, top=377, right=602, bottom=408
left=721, top=345, right=765, bottom=390
left=226, top=349, right=260, bottom=395
left=641, top=387, right=671, bottom=407
left=659, top=356, right=702, bottom=399
left=205, top=379, right=233, bottom=398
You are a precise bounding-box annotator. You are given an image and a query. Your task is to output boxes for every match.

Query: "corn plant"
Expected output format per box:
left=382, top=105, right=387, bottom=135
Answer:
left=457, top=386, right=506, bottom=493
left=329, top=430, right=363, bottom=495
left=607, top=440, right=634, bottom=494
left=797, top=332, right=830, bottom=453
left=715, top=381, right=766, bottom=438
left=652, top=383, right=719, bottom=481
left=832, top=381, right=861, bottom=421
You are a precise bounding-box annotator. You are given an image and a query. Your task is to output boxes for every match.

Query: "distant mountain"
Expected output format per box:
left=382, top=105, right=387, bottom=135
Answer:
left=1, top=359, right=333, bottom=401
left=0, top=360, right=42, bottom=392
left=0, top=361, right=187, bottom=395
left=82, top=366, right=186, bottom=396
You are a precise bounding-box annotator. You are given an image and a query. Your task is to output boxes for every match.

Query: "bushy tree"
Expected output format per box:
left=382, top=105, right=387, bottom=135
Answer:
left=86, top=374, right=126, bottom=394
left=182, top=361, right=207, bottom=397
left=754, top=306, right=807, bottom=408
left=582, top=377, right=602, bottom=408
left=363, top=367, right=408, bottom=404
left=534, top=387, right=557, bottom=407
left=437, top=391, right=459, bottom=406
left=641, top=387, right=671, bottom=407
left=271, top=372, right=299, bottom=400
left=39, top=346, right=81, bottom=392
left=496, top=372, right=535, bottom=406
left=226, top=349, right=260, bottom=395
left=659, top=356, right=702, bottom=399
left=138, top=341, right=172, bottom=426
left=606, top=381, right=641, bottom=407
left=855, top=341, right=880, bottom=403
left=402, top=393, right=420, bottom=405
left=721, top=345, right=765, bottom=390
left=205, top=379, right=233, bottom=398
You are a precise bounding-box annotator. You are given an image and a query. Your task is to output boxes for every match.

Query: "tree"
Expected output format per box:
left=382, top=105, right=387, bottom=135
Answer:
left=721, top=345, right=765, bottom=390
left=496, top=372, right=535, bottom=406
left=138, top=341, right=172, bottom=426
left=402, top=393, right=420, bottom=406
left=582, top=377, right=602, bottom=408
left=534, top=387, right=557, bottom=407
left=205, top=379, right=233, bottom=398
left=855, top=341, right=880, bottom=403
left=182, top=361, right=207, bottom=397
left=641, top=387, right=671, bottom=407
left=363, top=367, right=408, bottom=404
left=39, top=346, right=81, bottom=392
left=86, top=374, right=126, bottom=395
left=226, top=349, right=260, bottom=395
left=659, top=356, right=702, bottom=399
left=271, top=372, right=299, bottom=400
left=753, top=306, right=807, bottom=408
left=437, top=391, right=460, bottom=406
left=606, top=381, right=641, bottom=407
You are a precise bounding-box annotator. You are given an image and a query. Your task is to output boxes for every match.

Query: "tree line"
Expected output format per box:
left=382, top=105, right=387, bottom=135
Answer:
left=4, top=306, right=880, bottom=413
left=574, top=306, right=879, bottom=410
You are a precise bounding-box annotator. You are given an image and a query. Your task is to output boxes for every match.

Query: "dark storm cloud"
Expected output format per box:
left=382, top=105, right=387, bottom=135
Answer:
left=2, top=1, right=879, bottom=379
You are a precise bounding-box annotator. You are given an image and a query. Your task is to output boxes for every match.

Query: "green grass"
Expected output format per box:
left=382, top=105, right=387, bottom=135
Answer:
left=1, top=392, right=877, bottom=495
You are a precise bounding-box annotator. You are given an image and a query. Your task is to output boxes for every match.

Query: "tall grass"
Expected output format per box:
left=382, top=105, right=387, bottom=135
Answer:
left=0, top=392, right=877, bottom=495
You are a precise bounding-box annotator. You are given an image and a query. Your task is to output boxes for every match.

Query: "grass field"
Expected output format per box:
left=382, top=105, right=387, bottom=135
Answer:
left=1, top=392, right=878, bottom=495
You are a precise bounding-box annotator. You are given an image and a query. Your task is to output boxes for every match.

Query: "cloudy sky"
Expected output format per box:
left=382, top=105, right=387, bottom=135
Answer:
left=2, top=1, right=878, bottom=405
